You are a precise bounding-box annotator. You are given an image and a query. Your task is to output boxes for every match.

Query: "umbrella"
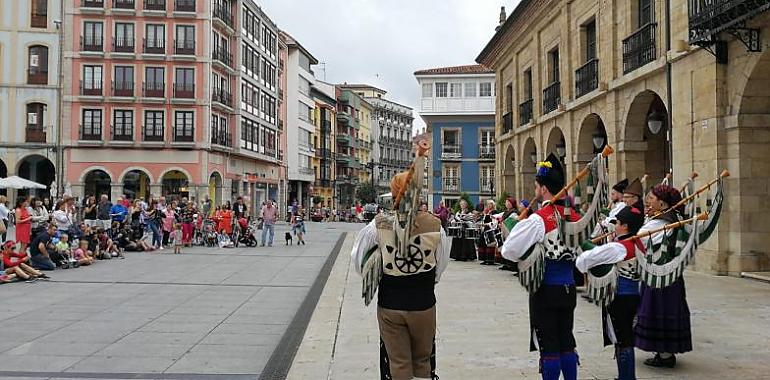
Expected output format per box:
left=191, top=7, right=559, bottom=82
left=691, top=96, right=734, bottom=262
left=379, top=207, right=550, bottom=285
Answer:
left=378, top=192, right=392, bottom=198
left=0, top=176, right=47, bottom=190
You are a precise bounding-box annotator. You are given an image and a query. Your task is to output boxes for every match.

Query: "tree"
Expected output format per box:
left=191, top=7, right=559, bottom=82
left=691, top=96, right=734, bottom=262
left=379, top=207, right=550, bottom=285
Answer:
left=356, top=181, right=377, bottom=204
left=451, top=192, right=473, bottom=213
left=496, top=192, right=511, bottom=212
left=312, top=196, right=323, bottom=206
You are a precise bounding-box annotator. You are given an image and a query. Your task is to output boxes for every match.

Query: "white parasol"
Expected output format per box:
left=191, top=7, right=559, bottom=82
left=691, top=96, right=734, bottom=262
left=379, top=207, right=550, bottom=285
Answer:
left=0, top=176, right=48, bottom=190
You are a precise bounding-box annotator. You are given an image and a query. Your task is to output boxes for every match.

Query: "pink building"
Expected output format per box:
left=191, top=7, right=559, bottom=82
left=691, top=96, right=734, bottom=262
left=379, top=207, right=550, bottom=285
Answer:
left=62, top=0, right=282, bottom=212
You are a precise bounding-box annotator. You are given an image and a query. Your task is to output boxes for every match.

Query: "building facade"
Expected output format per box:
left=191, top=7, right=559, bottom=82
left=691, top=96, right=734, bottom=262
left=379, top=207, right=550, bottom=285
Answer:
left=357, top=98, right=373, bottom=184
left=335, top=88, right=363, bottom=209
left=415, top=64, right=496, bottom=209
left=477, top=0, right=770, bottom=275
left=281, top=32, right=317, bottom=210
left=311, top=80, right=336, bottom=208
left=0, top=0, right=63, bottom=198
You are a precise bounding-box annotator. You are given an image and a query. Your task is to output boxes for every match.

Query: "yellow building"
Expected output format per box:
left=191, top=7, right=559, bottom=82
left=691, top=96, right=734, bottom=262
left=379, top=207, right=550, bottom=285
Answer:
left=358, top=99, right=373, bottom=183
left=477, top=1, right=770, bottom=276
left=312, top=81, right=337, bottom=209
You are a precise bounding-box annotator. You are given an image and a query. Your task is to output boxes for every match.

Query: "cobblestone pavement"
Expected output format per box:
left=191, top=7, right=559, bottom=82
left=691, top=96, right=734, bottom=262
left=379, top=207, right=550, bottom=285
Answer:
left=288, top=233, right=770, bottom=380
left=0, top=222, right=363, bottom=380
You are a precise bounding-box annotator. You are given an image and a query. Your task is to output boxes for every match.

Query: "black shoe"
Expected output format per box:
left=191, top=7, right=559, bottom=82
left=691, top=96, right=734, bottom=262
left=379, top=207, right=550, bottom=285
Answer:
left=644, top=353, right=676, bottom=368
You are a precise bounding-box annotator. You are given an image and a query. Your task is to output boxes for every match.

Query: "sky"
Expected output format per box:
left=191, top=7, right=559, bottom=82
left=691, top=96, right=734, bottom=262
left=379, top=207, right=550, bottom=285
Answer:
left=259, top=0, right=520, bottom=133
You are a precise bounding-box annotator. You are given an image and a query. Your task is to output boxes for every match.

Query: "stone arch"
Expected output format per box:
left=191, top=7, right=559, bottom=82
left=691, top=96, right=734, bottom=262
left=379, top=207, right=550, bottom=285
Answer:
left=208, top=171, right=223, bottom=205
left=16, top=154, right=55, bottom=198
left=576, top=113, right=608, bottom=174
left=82, top=168, right=112, bottom=199
left=545, top=126, right=566, bottom=162
left=622, top=89, right=669, bottom=185
left=159, top=167, right=193, bottom=184
left=502, top=144, right=516, bottom=196
left=118, top=167, right=154, bottom=184
left=161, top=169, right=191, bottom=200
left=121, top=169, right=152, bottom=201
left=521, top=137, right=538, bottom=199
left=78, top=166, right=115, bottom=184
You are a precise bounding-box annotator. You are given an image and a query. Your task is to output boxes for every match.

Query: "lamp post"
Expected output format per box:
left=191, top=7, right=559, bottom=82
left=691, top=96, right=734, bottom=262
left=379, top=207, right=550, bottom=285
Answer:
left=530, top=150, right=538, bottom=164
left=647, top=109, right=665, bottom=135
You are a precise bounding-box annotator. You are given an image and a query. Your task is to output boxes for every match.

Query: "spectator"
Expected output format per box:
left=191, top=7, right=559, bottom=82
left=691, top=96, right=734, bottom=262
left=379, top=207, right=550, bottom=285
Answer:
left=14, top=197, right=32, bottom=254
left=202, top=196, right=212, bottom=218
left=2, top=241, right=45, bottom=280
left=42, top=197, right=52, bottom=213
left=83, top=195, right=98, bottom=227
left=146, top=200, right=163, bottom=250
left=29, top=196, right=50, bottom=241
left=234, top=197, right=247, bottom=219
left=96, top=194, right=113, bottom=230
left=110, top=197, right=128, bottom=225
left=291, top=207, right=306, bottom=245
left=52, top=200, right=74, bottom=236
left=97, top=228, right=121, bottom=259
left=162, top=201, right=177, bottom=246
left=0, top=195, right=9, bottom=243
left=55, top=233, right=72, bottom=261
left=180, top=201, right=196, bottom=247
left=29, top=224, right=56, bottom=270
left=120, top=195, right=131, bottom=208
left=172, top=223, right=183, bottom=254
left=218, top=204, right=233, bottom=235
left=72, top=239, right=94, bottom=266
left=260, top=200, right=277, bottom=247
left=433, top=201, right=450, bottom=229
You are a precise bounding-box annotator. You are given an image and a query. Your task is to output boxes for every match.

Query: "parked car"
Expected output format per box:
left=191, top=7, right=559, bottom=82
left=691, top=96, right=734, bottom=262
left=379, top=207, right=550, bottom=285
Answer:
left=363, top=203, right=378, bottom=222
left=310, top=210, right=324, bottom=222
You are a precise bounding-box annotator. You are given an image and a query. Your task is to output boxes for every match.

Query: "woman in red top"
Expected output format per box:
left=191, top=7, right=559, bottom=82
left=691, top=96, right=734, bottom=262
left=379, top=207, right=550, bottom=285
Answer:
left=2, top=241, right=44, bottom=280
left=219, top=205, right=233, bottom=235
left=14, top=197, right=32, bottom=253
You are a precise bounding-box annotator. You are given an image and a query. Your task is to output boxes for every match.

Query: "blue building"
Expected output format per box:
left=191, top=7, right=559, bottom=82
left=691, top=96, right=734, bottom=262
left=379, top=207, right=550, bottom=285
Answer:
left=414, top=65, right=497, bottom=209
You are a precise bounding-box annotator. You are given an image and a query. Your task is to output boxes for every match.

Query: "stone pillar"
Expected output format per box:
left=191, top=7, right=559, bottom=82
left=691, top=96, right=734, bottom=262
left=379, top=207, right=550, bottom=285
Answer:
left=150, top=184, right=162, bottom=199
left=110, top=184, right=122, bottom=201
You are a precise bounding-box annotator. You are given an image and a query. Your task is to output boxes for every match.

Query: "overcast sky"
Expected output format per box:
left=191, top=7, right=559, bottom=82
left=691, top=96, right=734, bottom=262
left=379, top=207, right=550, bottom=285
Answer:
left=259, top=0, right=520, bottom=133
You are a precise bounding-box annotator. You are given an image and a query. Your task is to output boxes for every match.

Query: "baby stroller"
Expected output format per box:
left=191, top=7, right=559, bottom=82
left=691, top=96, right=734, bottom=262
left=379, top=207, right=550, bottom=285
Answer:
left=237, top=218, right=258, bottom=247
left=202, top=219, right=218, bottom=247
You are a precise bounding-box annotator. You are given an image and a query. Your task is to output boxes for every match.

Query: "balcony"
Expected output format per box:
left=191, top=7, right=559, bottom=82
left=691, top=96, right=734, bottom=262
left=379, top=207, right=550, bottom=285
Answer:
left=173, top=39, right=195, bottom=55
left=212, top=88, right=233, bottom=108
left=111, top=124, right=134, bottom=141
left=479, top=144, right=495, bottom=159
left=79, top=125, right=102, bottom=141
left=519, top=98, right=533, bottom=126
left=143, top=38, right=165, bottom=55
left=336, top=175, right=357, bottom=184
left=337, top=111, right=351, bottom=125
left=479, top=178, right=495, bottom=194
left=142, top=126, right=164, bottom=142
left=299, top=167, right=315, bottom=176
left=689, top=0, right=769, bottom=47
left=212, top=46, right=233, bottom=69
left=623, top=23, right=657, bottom=74
left=31, top=14, right=47, bottom=28
left=25, top=128, right=47, bottom=143
left=174, top=0, right=195, bottom=12
left=336, top=156, right=357, bottom=168
left=142, top=82, right=165, bottom=98
left=27, top=69, right=48, bottom=85
left=143, top=0, right=165, bottom=11
left=80, top=80, right=103, bottom=96
left=81, top=0, right=104, bottom=7
left=265, top=146, right=277, bottom=157
left=210, top=128, right=232, bottom=147
left=575, top=58, right=599, bottom=98
left=113, top=0, right=135, bottom=9
left=112, top=37, right=135, bottom=53
left=80, top=36, right=104, bottom=52
left=542, top=81, right=561, bottom=114
left=502, top=111, right=513, bottom=135
left=441, top=144, right=461, bottom=159
left=111, top=81, right=134, bottom=97
left=173, top=129, right=194, bottom=143
left=213, top=3, right=234, bottom=30
left=173, top=83, right=194, bottom=99
left=443, top=178, right=459, bottom=192
left=337, top=134, right=351, bottom=145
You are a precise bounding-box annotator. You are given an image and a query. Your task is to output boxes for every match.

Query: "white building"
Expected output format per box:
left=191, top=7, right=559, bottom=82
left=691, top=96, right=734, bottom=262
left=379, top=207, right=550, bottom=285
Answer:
left=0, top=0, right=63, bottom=197
left=281, top=32, right=317, bottom=209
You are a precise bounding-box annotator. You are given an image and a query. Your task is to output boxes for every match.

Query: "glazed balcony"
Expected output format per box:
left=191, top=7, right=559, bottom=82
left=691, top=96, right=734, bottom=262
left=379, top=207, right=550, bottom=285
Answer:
left=542, top=81, right=561, bottom=114
left=623, top=23, right=657, bottom=74
left=441, top=144, right=461, bottom=159
left=443, top=178, right=459, bottom=192
left=575, top=58, right=599, bottom=98
left=143, top=0, right=166, bottom=11
left=212, top=46, right=233, bottom=68
left=212, top=88, right=233, bottom=108
left=210, top=128, right=232, bottom=147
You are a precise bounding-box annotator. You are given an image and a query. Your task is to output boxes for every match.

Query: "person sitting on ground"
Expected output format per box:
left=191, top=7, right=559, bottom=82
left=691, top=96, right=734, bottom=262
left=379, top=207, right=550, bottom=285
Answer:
left=54, top=233, right=73, bottom=260
left=3, top=241, right=46, bottom=280
left=29, top=224, right=57, bottom=271
left=96, top=228, right=122, bottom=259
left=73, top=239, right=95, bottom=266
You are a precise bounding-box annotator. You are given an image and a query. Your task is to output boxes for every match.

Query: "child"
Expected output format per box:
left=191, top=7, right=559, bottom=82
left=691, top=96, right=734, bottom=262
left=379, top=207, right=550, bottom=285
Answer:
left=172, top=223, right=183, bottom=254
left=73, top=239, right=94, bottom=266
left=96, top=228, right=123, bottom=259
left=291, top=214, right=306, bottom=245
left=55, top=234, right=74, bottom=261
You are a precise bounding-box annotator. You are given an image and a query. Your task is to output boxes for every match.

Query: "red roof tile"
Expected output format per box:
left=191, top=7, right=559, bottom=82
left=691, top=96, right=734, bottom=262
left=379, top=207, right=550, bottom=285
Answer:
left=414, top=64, right=494, bottom=76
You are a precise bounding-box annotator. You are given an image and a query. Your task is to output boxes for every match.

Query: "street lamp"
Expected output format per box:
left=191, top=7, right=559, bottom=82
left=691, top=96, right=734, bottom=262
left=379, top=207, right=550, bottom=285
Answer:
left=592, top=131, right=606, bottom=150
left=555, top=139, right=566, bottom=159
left=530, top=150, right=538, bottom=164
left=647, top=109, right=665, bottom=135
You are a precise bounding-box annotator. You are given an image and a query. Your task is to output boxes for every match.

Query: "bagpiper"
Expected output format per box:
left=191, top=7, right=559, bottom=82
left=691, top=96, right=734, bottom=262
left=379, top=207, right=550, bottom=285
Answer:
left=351, top=141, right=449, bottom=380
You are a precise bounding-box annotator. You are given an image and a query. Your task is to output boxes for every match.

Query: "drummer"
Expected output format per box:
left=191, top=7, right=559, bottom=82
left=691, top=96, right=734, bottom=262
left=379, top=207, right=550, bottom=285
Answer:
left=449, top=199, right=477, bottom=261
left=477, top=199, right=499, bottom=266
left=499, top=197, right=519, bottom=273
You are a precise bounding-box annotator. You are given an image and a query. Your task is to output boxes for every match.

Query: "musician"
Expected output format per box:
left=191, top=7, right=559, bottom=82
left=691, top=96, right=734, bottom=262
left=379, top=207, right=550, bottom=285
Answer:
left=635, top=184, right=690, bottom=369
left=499, top=197, right=519, bottom=273
left=576, top=206, right=645, bottom=380
left=592, top=178, right=635, bottom=239
left=501, top=153, right=581, bottom=380
left=449, top=199, right=477, bottom=261
left=477, top=199, right=498, bottom=266
left=351, top=155, right=449, bottom=380
left=623, top=178, right=644, bottom=211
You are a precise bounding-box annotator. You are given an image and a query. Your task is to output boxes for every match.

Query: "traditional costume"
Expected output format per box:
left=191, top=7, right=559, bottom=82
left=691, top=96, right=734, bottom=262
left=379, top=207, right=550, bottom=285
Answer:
left=351, top=147, right=449, bottom=380
left=477, top=204, right=500, bottom=265
left=576, top=206, right=646, bottom=380
left=448, top=208, right=477, bottom=261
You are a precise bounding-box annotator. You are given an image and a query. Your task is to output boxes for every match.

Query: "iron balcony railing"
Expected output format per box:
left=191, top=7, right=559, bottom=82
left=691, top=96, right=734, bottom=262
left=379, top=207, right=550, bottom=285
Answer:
left=80, top=35, right=103, bottom=52
left=142, top=125, right=164, bottom=142
left=213, top=2, right=234, bottom=28
left=479, top=144, right=495, bottom=159
left=443, top=178, right=459, bottom=192
left=174, top=0, right=195, bottom=12
left=112, top=36, right=135, bottom=53
left=543, top=81, right=561, bottom=114
left=441, top=144, right=461, bottom=159
left=212, top=46, right=233, bottom=68
left=111, top=123, right=133, bottom=141
left=519, top=98, right=533, bottom=126
left=81, top=0, right=104, bottom=7
left=143, top=37, right=165, bottom=54
left=79, top=124, right=102, bottom=141
left=113, top=0, right=135, bottom=9
left=112, top=81, right=134, bottom=97
left=143, top=0, right=165, bottom=11
left=479, top=178, right=495, bottom=193
left=142, top=81, right=165, bottom=97
left=173, top=82, right=194, bottom=98
left=174, top=128, right=194, bottom=142
left=80, top=80, right=103, bottom=96
left=575, top=58, right=599, bottom=98
left=31, top=13, right=47, bottom=28
left=688, top=0, right=770, bottom=44
left=210, top=128, right=232, bottom=147
left=623, top=23, right=657, bottom=74
left=502, top=111, right=513, bottom=134
left=174, top=39, right=195, bottom=55
left=27, top=68, right=48, bottom=85
left=212, top=88, right=233, bottom=107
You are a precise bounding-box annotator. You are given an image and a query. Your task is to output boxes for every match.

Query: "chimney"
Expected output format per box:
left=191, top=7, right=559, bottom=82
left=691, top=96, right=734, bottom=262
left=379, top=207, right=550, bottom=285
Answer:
left=496, top=6, right=506, bottom=32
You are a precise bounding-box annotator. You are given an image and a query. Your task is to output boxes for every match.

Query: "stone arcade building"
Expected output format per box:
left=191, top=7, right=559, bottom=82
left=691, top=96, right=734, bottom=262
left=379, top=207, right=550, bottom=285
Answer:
left=477, top=0, right=770, bottom=276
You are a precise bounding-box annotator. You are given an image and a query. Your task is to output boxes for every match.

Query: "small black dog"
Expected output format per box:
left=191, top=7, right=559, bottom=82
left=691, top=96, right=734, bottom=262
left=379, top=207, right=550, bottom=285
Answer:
left=285, top=232, right=293, bottom=245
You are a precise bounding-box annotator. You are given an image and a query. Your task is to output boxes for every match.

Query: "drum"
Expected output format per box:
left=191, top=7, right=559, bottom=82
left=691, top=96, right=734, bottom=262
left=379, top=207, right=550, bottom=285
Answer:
left=464, top=223, right=479, bottom=239
left=448, top=226, right=463, bottom=238
left=483, top=228, right=497, bottom=246
left=495, top=229, right=504, bottom=247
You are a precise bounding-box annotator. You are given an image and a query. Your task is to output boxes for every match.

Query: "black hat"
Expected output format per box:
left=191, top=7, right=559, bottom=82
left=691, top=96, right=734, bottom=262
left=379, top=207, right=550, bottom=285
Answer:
left=624, top=178, right=643, bottom=197
left=613, top=179, right=629, bottom=193
left=615, top=206, right=644, bottom=235
left=535, top=153, right=565, bottom=195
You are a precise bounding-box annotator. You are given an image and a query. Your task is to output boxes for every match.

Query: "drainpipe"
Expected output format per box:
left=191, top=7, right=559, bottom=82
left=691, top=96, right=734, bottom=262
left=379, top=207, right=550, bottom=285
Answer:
left=55, top=5, right=65, bottom=197
left=665, top=0, right=674, bottom=176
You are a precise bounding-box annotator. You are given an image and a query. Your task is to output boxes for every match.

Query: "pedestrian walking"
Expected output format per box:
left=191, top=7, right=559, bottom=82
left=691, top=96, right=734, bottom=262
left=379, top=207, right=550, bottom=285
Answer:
left=291, top=207, right=306, bottom=245
left=260, top=200, right=277, bottom=247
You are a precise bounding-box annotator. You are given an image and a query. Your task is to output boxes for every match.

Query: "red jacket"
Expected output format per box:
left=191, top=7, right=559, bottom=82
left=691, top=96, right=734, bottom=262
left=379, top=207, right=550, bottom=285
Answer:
left=2, top=249, right=28, bottom=268
left=534, top=203, right=582, bottom=234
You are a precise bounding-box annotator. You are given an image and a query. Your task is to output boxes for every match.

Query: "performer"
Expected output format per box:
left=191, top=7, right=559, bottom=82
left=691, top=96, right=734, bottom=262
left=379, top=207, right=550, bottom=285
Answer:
left=477, top=199, right=498, bottom=265
left=351, top=144, right=449, bottom=380
left=635, top=184, right=689, bottom=368
left=576, top=206, right=646, bottom=380
left=501, top=153, right=581, bottom=380
left=449, top=199, right=477, bottom=261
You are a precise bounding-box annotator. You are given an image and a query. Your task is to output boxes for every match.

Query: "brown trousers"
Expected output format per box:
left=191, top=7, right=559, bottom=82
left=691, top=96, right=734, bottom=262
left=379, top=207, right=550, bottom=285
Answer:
left=377, top=305, right=436, bottom=380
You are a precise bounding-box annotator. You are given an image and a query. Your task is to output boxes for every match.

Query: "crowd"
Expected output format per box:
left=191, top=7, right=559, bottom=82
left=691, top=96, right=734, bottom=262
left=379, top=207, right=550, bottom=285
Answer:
left=0, top=192, right=304, bottom=284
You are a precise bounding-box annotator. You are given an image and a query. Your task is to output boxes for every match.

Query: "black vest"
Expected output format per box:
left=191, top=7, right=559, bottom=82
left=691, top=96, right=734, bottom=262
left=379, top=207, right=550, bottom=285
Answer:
left=378, top=270, right=436, bottom=311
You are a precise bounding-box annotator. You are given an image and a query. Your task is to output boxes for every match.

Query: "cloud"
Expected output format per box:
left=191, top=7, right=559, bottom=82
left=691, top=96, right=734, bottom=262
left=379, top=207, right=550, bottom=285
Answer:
left=259, top=0, right=519, bottom=132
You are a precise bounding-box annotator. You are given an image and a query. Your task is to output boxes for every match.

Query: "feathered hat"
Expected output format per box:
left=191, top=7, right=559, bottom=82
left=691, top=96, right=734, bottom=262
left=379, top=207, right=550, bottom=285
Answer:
left=535, top=153, right=565, bottom=195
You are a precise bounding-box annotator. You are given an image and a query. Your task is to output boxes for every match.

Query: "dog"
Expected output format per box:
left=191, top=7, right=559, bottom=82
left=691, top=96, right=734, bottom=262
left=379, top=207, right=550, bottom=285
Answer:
left=285, top=232, right=293, bottom=245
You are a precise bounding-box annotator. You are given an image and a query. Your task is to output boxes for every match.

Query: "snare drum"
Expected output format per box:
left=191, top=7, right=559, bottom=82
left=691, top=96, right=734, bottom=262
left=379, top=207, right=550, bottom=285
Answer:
left=448, top=225, right=463, bottom=239
left=495, top=229, right=504, bottom=246
left=464, top=223, right=479, bottom=239
left=483, top=229, right=497, bottom=246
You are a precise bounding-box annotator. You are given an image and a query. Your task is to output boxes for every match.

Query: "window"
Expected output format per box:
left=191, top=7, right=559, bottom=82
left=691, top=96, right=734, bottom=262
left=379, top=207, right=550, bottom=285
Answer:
left=145, top=24, right=165, bottom=52
left=435, top=82, right=448, bottom=98
left=144, top=110, right=164, bottom=140
left=26, top=103, right=45, bottom=130
left=450, top=83, right=462, bottom=98
left=480, top=129, right=494, bottom=146
left=31, top=0, right=47, bottom=28
left=83, top=21, right=104, bottom=51
left=174, top=68, right=194, bottom=97
left=113, top=110, right=133, bottom=139
left=241, top=118, right=259, bottom=151
left=585, top=20, right=597, bottom=61
left=114, top=23, right=135, bottom=52
left=638, top=0, right=653, bottom=26
left=548, top=48, right=560, bottom=83
left=443, top=130, right=458, bottom=145
left=505, top=83, right=514, bottom=112
left=27, top=45, right=48, bottom=85
left=174, top=111, right=194, bottom=141
left=464, top=83, right=477, bottom=97
left=175, top=25, right=195, bottom=54
left=81, top=109, right=103, bottom=139
left=113, top=66, right=133, bottom=96
left=523, top=69, right=533, bottom=99
left=479, top=82, right=492, bottom=97
left=82, top=65, right=103, bottom=95
left=421, top=83, right=433, bottom=98
left=145, top=67, right=164, bottom=93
